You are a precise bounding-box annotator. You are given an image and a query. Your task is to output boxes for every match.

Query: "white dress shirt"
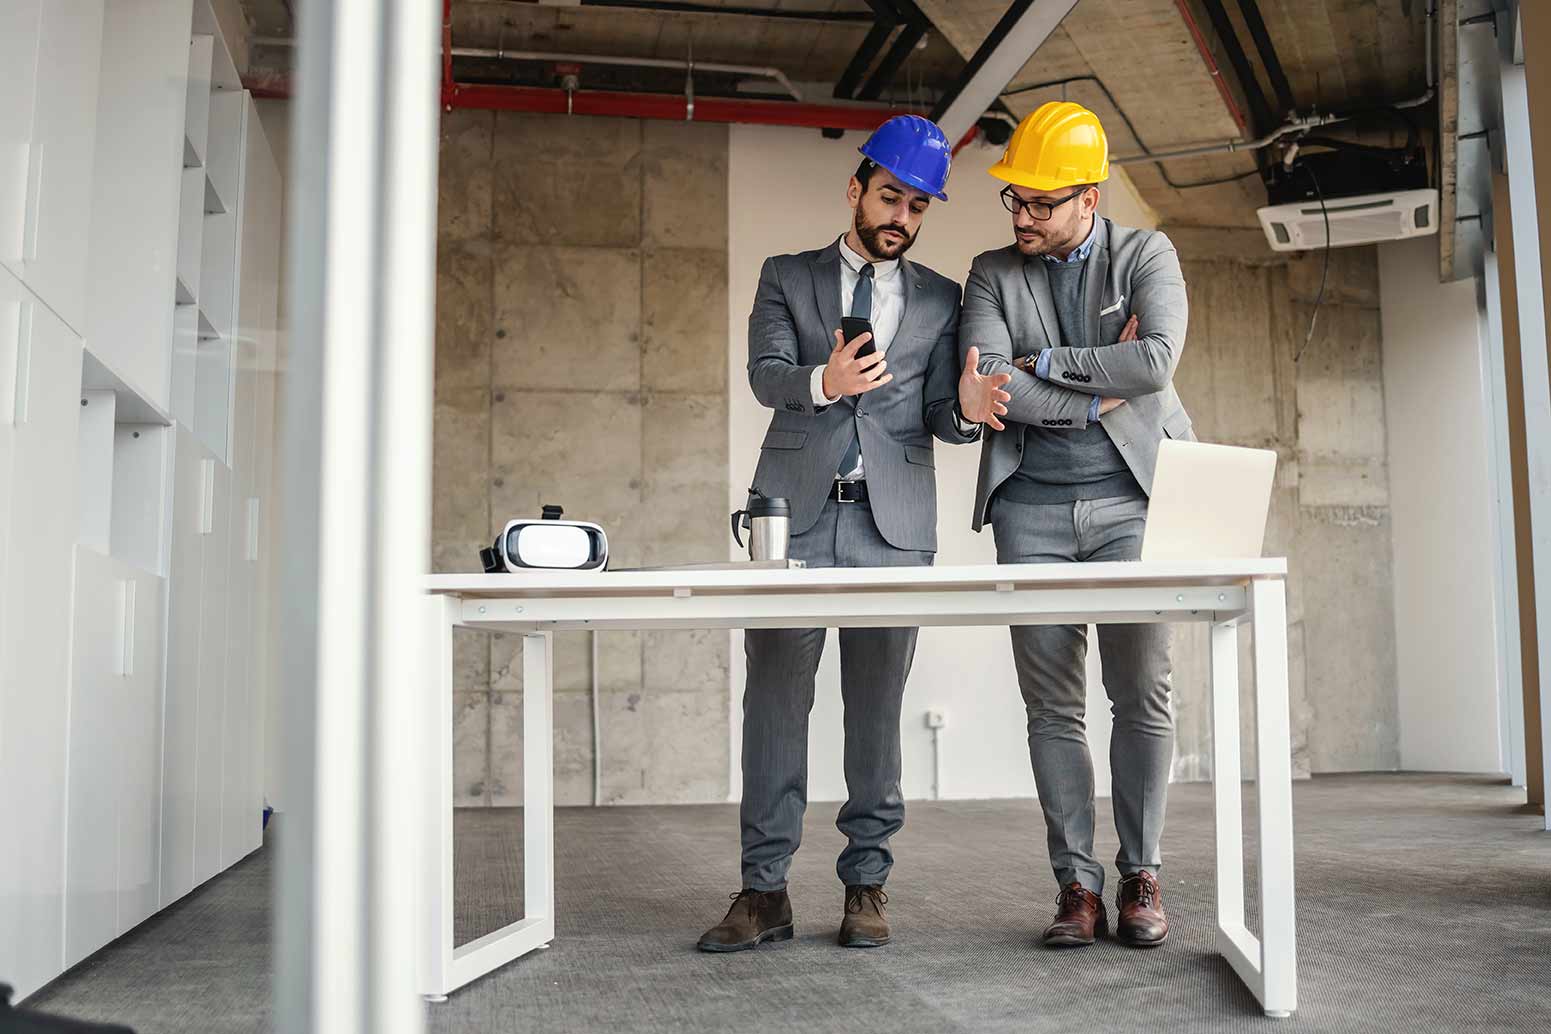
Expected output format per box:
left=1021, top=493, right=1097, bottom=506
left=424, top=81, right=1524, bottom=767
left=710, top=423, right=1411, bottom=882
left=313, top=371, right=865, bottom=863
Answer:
left=811, top=236, right=905, bottom=480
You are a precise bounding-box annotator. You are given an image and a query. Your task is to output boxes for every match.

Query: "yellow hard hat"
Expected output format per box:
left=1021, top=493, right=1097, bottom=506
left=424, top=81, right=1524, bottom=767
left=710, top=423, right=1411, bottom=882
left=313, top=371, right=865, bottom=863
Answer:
left=988, top=101, right=1110, bottom=192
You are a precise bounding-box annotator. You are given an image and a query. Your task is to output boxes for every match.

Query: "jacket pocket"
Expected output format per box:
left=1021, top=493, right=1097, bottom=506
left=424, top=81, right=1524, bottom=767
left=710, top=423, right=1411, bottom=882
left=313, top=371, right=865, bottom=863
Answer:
left=904, top=444, right=935, bottom=468
left=761, top=429, right=808, bottom=450
left=1162, top=408, right=1194, bottom=439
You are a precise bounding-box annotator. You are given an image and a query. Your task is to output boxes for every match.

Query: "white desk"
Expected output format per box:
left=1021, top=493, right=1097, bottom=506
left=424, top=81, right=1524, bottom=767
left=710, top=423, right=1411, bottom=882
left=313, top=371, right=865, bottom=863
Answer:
left=421, top=560, right=1298, bottom=1017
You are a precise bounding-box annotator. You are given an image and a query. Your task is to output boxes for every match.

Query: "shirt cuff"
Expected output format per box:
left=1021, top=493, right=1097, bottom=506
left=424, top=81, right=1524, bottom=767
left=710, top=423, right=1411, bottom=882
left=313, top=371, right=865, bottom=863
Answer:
left=810, top=365, right=837, bottom=406
left=953, top=409, right=980, bottom=435
left=1087, top=395, right=1102, bottom=423
left=1034, top=349, right=1053, bottom=379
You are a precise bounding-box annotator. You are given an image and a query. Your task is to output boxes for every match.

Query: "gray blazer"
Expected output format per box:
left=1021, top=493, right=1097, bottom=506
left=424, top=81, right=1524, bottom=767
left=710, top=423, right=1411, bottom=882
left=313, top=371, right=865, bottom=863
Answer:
left=960, top=218, right=1196, bottom=530
left=747, top=241, right=980, bottom=553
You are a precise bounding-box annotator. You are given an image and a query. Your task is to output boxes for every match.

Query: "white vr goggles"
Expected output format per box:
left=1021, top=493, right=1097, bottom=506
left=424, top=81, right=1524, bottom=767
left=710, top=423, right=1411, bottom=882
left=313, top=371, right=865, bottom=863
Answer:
left=480, top=505, right=609, bottom=572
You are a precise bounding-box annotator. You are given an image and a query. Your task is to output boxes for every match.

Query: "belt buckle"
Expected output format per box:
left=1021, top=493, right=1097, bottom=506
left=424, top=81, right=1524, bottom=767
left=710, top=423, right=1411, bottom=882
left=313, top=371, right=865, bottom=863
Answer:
left=835, top=480, right=863, bottom=503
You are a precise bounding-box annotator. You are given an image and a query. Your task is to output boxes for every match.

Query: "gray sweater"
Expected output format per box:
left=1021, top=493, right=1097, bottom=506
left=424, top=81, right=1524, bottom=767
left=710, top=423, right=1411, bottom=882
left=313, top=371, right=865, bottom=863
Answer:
left=997, top=255, right=1144, bottom=505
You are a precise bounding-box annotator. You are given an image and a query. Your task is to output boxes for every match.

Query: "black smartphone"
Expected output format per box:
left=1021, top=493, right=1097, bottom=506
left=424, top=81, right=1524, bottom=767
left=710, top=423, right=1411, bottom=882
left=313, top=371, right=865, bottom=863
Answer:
left=841, top=316, right=876, bottom=358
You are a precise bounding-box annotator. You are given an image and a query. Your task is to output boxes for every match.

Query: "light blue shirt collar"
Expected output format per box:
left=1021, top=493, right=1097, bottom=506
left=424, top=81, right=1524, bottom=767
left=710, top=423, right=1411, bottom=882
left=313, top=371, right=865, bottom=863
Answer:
left=1042, top=218, right=1098, bottom=265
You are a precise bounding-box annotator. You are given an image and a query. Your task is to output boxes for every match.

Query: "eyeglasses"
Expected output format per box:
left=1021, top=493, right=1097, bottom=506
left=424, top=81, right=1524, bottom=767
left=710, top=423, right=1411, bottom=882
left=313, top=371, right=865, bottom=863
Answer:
left=1000, top=185, right=1090, bottom=221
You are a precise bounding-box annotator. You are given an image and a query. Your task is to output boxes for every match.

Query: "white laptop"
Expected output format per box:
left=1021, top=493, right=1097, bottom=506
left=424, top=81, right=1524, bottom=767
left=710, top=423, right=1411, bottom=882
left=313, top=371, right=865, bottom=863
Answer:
left=1139, top=439, right=1278, bottom=562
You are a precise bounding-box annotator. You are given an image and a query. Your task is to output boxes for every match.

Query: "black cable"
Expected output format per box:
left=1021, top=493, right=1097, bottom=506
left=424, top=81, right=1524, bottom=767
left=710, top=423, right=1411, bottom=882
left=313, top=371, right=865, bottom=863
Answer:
left=1000, top=75, right=1265, bottom=192
left=1292, top=160, right=1330, bottom=365
left=1163, top=167, right=1265, bottom=190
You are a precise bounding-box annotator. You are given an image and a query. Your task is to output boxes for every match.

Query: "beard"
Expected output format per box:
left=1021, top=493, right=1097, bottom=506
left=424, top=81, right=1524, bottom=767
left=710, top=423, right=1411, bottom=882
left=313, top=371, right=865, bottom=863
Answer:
left=855, top=210, right=918, bottom=260
left=1015, top=216, right=1082, bottom=257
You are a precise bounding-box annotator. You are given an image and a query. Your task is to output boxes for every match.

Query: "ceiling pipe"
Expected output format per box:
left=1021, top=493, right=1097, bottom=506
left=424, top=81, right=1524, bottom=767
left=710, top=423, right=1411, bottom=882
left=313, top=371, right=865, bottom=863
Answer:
left=454, top=47, right=804, bottom=102
left=930, top=0, right=1083, bottom=143
left=1195, top=0, right=1274, bottom=133
left=1171, top=0, right=1251, bottom=136
left=575, top=0, right=874, bottom=23
left=255, top=36, right=807, bottom=103
left=244, top=70, right=924, bottom=131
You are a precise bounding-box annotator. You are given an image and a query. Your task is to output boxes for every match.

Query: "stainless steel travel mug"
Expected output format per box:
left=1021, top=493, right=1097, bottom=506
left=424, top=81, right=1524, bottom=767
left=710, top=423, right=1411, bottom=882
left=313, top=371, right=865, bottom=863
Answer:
left=731, top=496, right=791, bottom=562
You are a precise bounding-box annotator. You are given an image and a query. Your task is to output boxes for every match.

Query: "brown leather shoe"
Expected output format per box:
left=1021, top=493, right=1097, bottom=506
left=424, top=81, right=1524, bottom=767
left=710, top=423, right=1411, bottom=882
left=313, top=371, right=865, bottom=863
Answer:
left=1115, top=871, right=1168, bottom=947
left=1042, top=883, right=1107, bottom=947
left=697, top=888, right=794, bottom=952
left=838, top=885, right=890, bottom=947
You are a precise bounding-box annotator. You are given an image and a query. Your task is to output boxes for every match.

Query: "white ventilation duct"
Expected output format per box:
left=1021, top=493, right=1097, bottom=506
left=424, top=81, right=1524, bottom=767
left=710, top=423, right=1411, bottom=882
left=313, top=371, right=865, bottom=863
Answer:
left=1256, top=188, right=1440, bottom=252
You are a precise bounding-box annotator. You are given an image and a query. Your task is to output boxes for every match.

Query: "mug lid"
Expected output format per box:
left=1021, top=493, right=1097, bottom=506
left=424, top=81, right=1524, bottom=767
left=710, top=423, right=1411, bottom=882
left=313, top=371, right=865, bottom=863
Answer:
left=748, top=496, right=790, bottom=517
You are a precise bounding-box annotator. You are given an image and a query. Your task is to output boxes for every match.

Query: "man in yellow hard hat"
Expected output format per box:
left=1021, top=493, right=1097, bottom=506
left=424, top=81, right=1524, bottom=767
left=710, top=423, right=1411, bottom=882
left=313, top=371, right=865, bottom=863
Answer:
left=956, top=100, right=1195, bottom=950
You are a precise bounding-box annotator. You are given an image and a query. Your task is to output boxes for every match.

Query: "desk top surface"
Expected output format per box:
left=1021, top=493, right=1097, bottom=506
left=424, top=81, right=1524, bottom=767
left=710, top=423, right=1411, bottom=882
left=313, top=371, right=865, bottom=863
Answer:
left=426, top=559, right=1288, bottom=599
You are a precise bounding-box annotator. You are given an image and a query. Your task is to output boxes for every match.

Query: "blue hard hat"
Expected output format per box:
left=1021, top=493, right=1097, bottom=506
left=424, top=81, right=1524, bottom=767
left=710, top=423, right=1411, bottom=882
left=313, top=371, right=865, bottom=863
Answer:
left=858, top=115, right=952, bottom=201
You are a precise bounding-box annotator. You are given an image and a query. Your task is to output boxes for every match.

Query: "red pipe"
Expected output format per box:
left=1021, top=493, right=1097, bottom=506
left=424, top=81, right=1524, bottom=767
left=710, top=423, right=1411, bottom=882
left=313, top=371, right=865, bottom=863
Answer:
left=1172, top=0, right=1249, bottom=135
left=246, top=74, right=920, bottom=132
left=257, top=1, right=919, bottom=134
left=448, top=83, right=916, bottom=129
left=442, top=0, right=455, bottom=109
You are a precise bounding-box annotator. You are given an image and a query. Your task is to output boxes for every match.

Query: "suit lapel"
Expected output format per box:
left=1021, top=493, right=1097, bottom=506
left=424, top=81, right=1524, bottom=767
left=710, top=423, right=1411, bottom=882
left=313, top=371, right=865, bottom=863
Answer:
left=1021, top=255, right=1059, bottom=349
left=898, top=255, right=918, bottom=331
left=1084, top=218, right=1110, bottom=349
left=810, top=242, right=843, bottom=352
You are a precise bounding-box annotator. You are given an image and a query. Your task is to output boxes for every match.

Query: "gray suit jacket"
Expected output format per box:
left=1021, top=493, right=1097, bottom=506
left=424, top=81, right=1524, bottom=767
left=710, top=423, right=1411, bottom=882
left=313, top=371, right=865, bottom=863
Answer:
left=747, top=241, right=980, bottom=553
left=960, top=218, right=1196, bottom=531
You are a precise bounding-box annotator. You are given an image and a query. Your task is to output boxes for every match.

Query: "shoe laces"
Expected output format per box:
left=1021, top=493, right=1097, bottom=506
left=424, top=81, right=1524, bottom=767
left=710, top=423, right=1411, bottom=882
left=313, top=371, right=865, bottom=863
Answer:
left=1119, top=872, right=1157, bottom=909
left=1055, top=883, right=1094, bottom=912
left=845, top=885, right=888, bottom=915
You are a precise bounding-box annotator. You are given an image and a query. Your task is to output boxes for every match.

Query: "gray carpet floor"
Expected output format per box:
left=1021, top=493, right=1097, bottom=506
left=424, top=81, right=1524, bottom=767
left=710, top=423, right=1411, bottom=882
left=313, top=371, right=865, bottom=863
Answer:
left=21, top=773, right=1551, bottom=1033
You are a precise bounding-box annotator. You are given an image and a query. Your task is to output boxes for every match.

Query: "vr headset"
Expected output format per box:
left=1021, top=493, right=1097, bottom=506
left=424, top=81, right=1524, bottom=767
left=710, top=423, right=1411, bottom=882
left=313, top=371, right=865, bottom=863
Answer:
left=480, top=504, right=608, bottom=573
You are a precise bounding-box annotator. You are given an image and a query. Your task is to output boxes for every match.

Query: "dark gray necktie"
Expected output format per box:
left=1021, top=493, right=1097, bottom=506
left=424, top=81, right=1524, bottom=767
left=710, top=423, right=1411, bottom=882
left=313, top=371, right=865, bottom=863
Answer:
left=837, top=263, right=874, bottom=478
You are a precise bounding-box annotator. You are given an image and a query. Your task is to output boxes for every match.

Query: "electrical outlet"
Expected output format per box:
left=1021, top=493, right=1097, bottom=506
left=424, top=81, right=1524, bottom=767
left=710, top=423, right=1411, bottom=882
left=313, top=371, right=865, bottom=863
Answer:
left=924, top=708, right=947, bottom=729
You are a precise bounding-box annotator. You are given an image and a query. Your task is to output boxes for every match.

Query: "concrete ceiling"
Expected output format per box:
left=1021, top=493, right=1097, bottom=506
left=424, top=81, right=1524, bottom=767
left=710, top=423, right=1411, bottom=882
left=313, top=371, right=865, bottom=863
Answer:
left=916, top=0, right=1431, bottom=229
left=239, top=0, right=1431, bottom=230
left=241, top=1, right=967, bottom=99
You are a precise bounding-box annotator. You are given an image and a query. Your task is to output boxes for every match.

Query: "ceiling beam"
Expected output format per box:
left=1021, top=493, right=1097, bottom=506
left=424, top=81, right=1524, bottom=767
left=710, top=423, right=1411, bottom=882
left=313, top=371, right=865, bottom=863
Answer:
left=929, top=0, right=1082, bottom=142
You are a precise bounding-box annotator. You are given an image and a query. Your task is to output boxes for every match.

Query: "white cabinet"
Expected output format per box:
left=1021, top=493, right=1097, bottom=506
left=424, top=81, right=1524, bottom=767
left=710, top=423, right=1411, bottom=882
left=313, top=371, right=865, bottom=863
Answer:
left=22, top=1, right=105, bottom=335
left=3, top=1, right=281, bottom=1000
left=0, top=0, right=104, bottom=335
left=64, top=547, right=167, bottom=967
left=0, top=1, right=41, bottom=286
left=86, top=0, right=199, bottom=412
left=0, top=270, right=83, bottom=1000
left=193, top=455, right=231, bottom=885
left=160, top=426, right=205, bottom=904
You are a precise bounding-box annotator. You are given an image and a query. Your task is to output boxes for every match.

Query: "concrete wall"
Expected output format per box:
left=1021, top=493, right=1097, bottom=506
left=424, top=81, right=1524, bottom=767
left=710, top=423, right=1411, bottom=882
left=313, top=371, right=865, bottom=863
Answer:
left=433, top=112, right=732, bottom=806
left=1164, top=229, right=1399, bottom=780
left=420, top=114, right=1404, bottom=806
left=1380, top=236, right=1504, bottom=773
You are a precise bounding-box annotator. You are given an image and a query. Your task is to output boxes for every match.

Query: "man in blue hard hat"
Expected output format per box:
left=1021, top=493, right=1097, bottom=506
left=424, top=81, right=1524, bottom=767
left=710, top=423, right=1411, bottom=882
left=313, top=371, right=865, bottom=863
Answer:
left=698, top=115, right=1013, bottom=953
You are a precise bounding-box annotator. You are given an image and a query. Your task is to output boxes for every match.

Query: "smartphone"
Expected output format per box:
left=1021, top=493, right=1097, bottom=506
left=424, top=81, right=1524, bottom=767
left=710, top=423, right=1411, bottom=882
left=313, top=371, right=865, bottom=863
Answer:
left=841, top=316, right=876, bottom=358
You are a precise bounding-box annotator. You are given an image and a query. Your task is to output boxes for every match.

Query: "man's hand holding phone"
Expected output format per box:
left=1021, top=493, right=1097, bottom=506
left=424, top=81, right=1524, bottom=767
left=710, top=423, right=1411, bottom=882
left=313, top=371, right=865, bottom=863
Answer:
left=822, top=325, right=891, bottom=400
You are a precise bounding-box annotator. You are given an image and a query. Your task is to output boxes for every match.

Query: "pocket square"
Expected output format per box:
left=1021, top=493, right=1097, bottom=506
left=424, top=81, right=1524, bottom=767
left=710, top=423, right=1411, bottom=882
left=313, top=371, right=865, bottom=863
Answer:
left=1099, top=294, right=1126, bottom=317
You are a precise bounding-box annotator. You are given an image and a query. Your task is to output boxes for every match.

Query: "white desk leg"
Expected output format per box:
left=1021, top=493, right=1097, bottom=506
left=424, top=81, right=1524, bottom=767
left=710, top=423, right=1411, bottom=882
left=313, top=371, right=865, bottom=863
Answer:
left=1210, top=617, right=1247, bottom=934
left=421, top=594, right=458, bottom=1002
left=1251, top=578, right=1297, bottom=1018
left=523, top=632, right=556, bottom=952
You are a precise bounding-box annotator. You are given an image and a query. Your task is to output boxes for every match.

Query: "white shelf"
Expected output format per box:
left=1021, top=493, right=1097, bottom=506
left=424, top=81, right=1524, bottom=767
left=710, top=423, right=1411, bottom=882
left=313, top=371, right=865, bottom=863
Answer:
left=204, top=90, right=243, bottom=216
left=194, top=0, right=242, bottom=91
left=183, top=34, right=213, bottom=169
left=76, top=388, right=116, bottom=555
left=176, top=167, right=204, bottom=305
left=111, top=423, right=171, bottom=576
left=169, top=304, right=198, bottom=428
left=194, top=335, right=231, bottom=462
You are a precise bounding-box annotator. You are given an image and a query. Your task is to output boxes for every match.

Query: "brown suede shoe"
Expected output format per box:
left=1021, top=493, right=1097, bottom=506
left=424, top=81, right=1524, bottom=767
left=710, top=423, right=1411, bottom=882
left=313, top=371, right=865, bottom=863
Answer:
left=1115, top=871, right=1169, bottom=947
left=697, top=888, right=794, bottom=952
left=1042, top=882, right=1107, bottom=947
left=838, top=885, right=890, bottom=947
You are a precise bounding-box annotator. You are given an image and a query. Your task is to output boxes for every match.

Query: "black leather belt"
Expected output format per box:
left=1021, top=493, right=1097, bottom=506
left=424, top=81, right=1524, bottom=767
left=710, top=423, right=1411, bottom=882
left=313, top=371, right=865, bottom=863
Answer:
left=830, top=479, right=868, bottom=503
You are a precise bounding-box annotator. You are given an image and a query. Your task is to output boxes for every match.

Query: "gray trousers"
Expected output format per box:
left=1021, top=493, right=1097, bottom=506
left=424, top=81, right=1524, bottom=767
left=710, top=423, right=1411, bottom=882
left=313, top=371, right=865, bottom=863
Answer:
left=741, top=495, right=931, bottom=891
left=990, top=494, right=1174, bottom=895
